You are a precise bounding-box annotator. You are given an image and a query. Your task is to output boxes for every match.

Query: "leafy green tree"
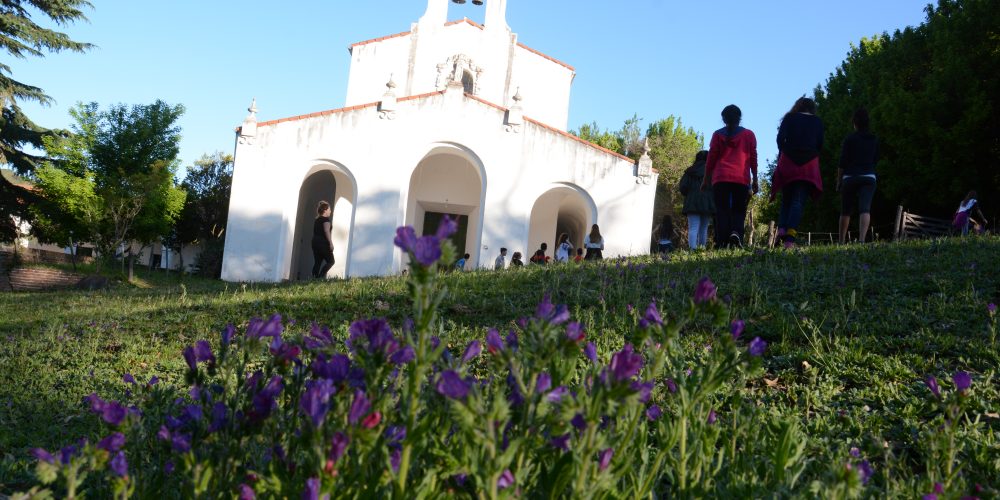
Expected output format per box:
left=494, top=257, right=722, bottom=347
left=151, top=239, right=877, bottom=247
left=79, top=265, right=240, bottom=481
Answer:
left=571, top=121, right=622, bottom=154
left=812, top=0, right=1000, bottom=232
left=645, top=117, right=704, bottom=239
left=169, top=152, right=233, bottom=277
left=0, top=0, right=93, bottom=242
left=32, top=101, right=187, bottom=270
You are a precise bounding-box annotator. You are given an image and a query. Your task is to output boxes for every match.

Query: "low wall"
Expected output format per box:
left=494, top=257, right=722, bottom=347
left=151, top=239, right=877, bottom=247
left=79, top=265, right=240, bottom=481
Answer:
left=0, top=246, right=94, bottom=266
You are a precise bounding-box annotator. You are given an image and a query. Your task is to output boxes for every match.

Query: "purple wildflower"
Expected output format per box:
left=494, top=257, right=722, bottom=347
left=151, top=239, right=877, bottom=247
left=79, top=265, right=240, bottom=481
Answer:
left=546, top=386, right=569, bottom=404
left=462, top=340, right=482, bottom=363
left=247, top=314, right=283, bottom=340
left=989, top=303, right=997, bottom=315
left=249, top=376, right=284, bottom=422
left=269, top=338, right=302, bottom=364
left=300, top=379, right=336, bottom=428
left=311, top=354, right=350, bottom=383
left=123, top=373, right=136, bottom=385
left=925, top=376, right=941, bottom=398
left=505, top=330, right=519, bottom=350
left=730, top=319, right=745, bottom=340
left=497, top=469, right=515, bottom=490
left=584, top=342, right=598, bottom=364
left=109, top=451, right=128, bottom=477
left=182, top=346, right=197, bottom=371
left=849, top=447, right=860, bottom=458
left=239, top=484, right=256, bottom=500
left=953, top=371, right=972, bottom=393
left=631, top=381, right=654, bottom=403
left=385, top=425, right=407, bottom=446
left=609, top=344, right=643, bottom=382
left=412, top=236, right=443, bottom=266
left=171, top=433, right=191, bottom=453
left=389, top=345, right=415, bottom=365
left=486, top=328, right=504, bottom=354
left=693, top=277, right=717, bottom=304
left=707, top=409, right=717, bottom=424
left=348, top=318, right=399, bottom=358
left=923, top=495, right=938, bottom=500
left=646, top=405, right=662, bottom=421
left=30, top=448, right=55, bottom=464
left=221, top=324, right=236, bottom=347
left=209, top=402, right=228, bottom=433
left=329, top=432, right=349, bottom=464
left=934, top=482, right=944, bottom=494
left=102, top=401, right=127, bottom=426
left=598, top=448, right=614, bottom=471
left=639, top=302, right=662, bottom=328
left=748, top=337, right=767, bottom=356
left=148, top=375, right=159, bottom=386
left=550, top=433, right=571, bottom=451
left=436, top=370, right=471, bottom=400
left=348, top=390, right=371, bottom=425
left=98, top=432, right=126, bottom=452
left=303, top=477, right=320, bottom=500
left=184, top=404, right=203, bottom=422
left=391, top=448, right=402, bottom=473
left=665, top=378, right=678, bottom=393
left=435, top=215, right=458, bottom=240
left=394, top=226, right=418, bottom=253
left=193, top=340, right=215, bottom=364
left=535, top=294, right=570, bottom=325
left=856, top=460, right=873, bottom=485
left=304, top=323, right=334, bottom=351
left=536, top=372, right=552, bottom=394
left=565, top=322, right=585, bottom=343
left=571, top=413, right=587, bottom=430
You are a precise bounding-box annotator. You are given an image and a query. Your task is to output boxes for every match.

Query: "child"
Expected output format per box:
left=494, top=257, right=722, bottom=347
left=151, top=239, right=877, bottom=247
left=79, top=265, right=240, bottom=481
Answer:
left=530, top=243, right=548, bottom=265
left=510, top=252, right=524, bottom=267
left=455, top=253, right=470, bottom=271
left=574, top=247, right=584, bottom=263
left=654, top=215, right=675, bottom=255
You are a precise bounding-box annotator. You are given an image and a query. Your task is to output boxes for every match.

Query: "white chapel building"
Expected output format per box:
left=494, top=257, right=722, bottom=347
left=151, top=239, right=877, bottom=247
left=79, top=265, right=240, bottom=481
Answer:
left=221, top=0, right=658, bottom=281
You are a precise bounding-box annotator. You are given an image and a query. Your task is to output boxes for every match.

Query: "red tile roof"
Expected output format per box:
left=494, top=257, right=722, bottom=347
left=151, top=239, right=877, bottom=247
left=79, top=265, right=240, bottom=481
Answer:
left=253, top=91, right=641, bottom=168
left=349, top=18, right=574, bottom=71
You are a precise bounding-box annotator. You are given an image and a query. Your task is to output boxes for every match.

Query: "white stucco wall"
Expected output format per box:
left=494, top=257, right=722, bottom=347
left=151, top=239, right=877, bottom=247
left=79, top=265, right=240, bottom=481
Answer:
left=221, top=87, right=656, bottom=282
left=344, top=17, right=573, bottom=131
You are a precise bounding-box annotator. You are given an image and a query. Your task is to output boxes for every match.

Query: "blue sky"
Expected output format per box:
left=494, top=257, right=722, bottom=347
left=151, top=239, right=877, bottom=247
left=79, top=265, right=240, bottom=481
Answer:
left=13, top=0, right=930, bottom=175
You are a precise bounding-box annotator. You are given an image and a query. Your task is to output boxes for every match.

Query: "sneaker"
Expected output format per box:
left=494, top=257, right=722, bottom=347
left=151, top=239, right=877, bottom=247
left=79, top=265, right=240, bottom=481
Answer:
left=729, top=232, right=742, bottom=248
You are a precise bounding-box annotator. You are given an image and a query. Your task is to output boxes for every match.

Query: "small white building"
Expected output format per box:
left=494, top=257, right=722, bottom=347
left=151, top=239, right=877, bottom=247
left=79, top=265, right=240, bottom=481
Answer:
left=221, top=0, right=657, bottom=281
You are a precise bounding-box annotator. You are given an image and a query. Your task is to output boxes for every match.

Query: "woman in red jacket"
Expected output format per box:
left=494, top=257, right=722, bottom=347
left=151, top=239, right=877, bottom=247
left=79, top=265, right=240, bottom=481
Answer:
left=701, top=105, right=759, bottom=248
left=772, top=97, right=824, bottom=248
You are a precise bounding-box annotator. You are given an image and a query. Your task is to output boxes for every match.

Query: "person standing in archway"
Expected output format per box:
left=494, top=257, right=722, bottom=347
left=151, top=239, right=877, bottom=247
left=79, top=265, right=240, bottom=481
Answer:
left=555, top=233, right=573, bottom=263
left=311, top=201, right=335, bottom=278
left=583, top=224, right=605, bottom=260
left=702, top=104, right=759, bottom=249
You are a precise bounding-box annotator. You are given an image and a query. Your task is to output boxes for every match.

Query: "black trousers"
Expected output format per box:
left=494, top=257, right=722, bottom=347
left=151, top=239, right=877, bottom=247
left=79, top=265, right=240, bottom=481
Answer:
left=712, top=182, right=750, bottom=248
left=311, top=240, right=334, bottom=278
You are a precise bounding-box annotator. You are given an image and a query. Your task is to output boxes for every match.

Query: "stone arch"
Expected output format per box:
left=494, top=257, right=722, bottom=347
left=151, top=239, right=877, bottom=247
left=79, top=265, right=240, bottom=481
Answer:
left=527, top=183, right=598, bottom=260
left=289, top=161, right=358, bottom=280
left=402, top=143, right=486, bottom=270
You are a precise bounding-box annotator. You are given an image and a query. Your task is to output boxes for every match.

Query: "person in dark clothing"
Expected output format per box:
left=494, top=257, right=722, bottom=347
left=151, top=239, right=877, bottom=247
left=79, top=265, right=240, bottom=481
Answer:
left=678, top=150, right=715, bottom=249
left=311, top=201, right=335, bottom=278
left=772, top=97, right=824, bottom=248
left=702, top=105, right=758, bottom=249
left=510, top=252, right=524, bottom=267
left=530, top=243, right=549, bottom=265
left=837, top=109, right=878, bottom=243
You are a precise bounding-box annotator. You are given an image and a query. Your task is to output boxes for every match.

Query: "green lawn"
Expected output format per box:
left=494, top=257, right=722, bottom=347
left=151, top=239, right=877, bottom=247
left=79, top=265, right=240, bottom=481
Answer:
left=1, top=237, right=998, bottom=494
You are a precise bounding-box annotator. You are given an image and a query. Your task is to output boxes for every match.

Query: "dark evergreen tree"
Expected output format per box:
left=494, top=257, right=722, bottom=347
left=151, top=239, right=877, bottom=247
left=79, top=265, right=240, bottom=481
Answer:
left=0, top=0, right=93, bottom=242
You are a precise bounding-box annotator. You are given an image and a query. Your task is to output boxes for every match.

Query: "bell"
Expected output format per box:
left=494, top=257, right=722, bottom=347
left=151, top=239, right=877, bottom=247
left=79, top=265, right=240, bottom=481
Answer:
left=472, top=0, right=483, bottom=4
left=451, top=0, right=466, bottom=3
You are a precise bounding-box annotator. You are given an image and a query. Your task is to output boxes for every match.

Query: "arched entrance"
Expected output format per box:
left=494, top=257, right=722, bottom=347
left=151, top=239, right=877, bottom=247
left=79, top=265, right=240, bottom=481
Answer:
left=404, top=145, right=485, bottom=269
left=527, top=184, right=597, bottom=259
left=290, top=165, right=357, bottom=280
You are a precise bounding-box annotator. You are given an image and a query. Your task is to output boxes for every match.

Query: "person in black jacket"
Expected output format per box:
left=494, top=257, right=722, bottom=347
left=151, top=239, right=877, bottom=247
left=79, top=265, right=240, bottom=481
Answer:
left=311, top=201, right=335, bottom=278
left=678, top=150, right=715, bottom=249
left=837, top=109, right=878, bottom=243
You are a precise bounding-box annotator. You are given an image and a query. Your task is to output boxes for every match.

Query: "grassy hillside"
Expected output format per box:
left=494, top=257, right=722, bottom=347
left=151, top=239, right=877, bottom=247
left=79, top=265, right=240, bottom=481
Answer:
left=1, top=237, right=998, bottom=495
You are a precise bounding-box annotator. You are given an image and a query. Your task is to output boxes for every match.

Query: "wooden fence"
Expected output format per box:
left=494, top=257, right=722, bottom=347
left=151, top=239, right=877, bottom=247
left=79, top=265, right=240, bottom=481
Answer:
left=893, top=205, right=952, bottom=240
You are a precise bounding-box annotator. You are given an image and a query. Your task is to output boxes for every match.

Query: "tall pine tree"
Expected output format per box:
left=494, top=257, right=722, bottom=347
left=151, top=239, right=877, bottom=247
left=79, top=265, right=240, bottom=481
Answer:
left=0, top=0, right=92, bottom=242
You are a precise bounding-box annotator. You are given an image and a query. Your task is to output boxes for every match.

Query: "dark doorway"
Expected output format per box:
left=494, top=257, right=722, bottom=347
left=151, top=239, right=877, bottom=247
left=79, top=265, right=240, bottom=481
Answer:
left=423, top=212, right=468, bottom=256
